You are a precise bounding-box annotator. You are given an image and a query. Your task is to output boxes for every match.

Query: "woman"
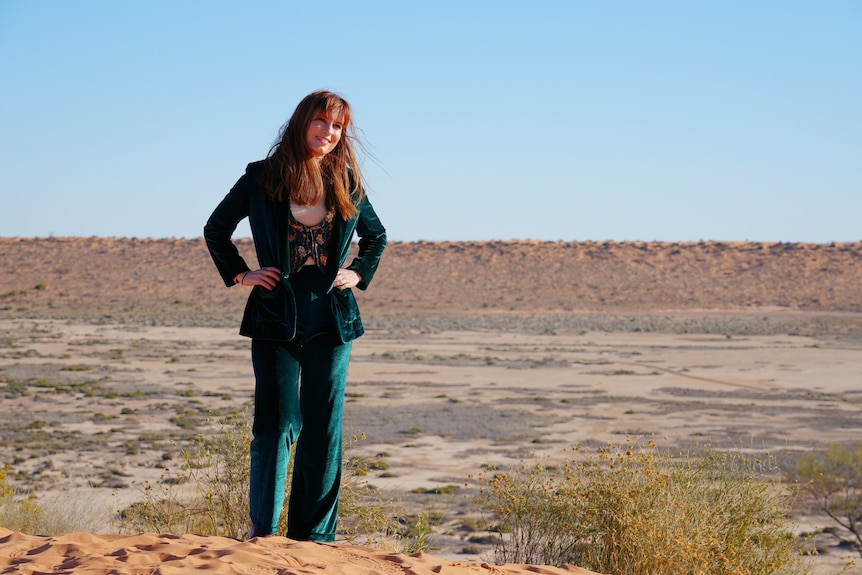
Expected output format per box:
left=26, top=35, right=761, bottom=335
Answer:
left=204, top=90, right=386, bottom=542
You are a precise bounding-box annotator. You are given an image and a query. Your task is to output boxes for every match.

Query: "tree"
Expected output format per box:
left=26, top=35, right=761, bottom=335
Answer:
left=792, top=442, right=862, bottom=557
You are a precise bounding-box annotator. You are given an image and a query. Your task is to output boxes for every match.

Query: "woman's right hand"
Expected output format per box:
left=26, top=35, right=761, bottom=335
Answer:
left=235, top=267, right=282, bottom=291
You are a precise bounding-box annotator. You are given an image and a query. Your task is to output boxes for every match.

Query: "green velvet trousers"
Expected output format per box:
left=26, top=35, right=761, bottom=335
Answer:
left=248, top=267, right=352, bottom=542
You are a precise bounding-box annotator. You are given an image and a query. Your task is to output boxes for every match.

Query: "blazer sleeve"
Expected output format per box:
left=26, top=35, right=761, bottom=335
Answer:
left=347, top=194, right=387, bottom=290
left=203, top=167, right=254, bottom=287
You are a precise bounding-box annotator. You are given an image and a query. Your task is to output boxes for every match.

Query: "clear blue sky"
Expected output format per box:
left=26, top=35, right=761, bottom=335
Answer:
left=1, top=1, right=859, bottom=242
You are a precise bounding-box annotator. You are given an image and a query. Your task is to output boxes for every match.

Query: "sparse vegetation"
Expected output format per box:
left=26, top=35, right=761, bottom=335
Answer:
left=115, top=415, right=437, bottom=553
left=477, top=438, right=808, bottom=575
left=116, top=411, right=252, bottom=538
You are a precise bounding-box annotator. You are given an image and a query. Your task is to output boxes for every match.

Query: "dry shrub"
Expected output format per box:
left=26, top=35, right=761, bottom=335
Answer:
left=1, top=466, right=104, bottom=535
left=329, top=433, right=439, bottom=554
left=0, top=465, right=43, bottom=534
left=116, top=416, right=433, bottom=552
left=337, top=433, right=403, bottom=549
left=115, top=409, right=252, bottom=538
left=478, top=438, right=809, bottom=575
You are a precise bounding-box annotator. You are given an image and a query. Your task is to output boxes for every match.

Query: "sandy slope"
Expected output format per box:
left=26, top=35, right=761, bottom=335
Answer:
left=0, top=528, right=601, bottom=575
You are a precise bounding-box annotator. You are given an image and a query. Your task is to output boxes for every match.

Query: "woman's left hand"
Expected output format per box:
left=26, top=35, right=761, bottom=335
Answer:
left=334, top=268, right=362, bottom=290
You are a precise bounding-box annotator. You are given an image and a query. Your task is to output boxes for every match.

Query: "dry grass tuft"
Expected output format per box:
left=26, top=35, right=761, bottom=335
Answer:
left=0, top=466, right=104, bottom=535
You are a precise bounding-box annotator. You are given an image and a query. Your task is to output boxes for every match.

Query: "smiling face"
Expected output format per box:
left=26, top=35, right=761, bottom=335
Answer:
left=305, top=109, right=345, bottom=158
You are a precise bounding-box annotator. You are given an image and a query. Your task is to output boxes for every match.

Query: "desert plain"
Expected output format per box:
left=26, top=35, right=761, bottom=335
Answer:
left=0, top=237, right=861, bottom=575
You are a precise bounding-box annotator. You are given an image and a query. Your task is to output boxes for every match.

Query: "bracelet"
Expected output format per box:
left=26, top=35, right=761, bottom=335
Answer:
left=239, top=271, right=249, bottom=285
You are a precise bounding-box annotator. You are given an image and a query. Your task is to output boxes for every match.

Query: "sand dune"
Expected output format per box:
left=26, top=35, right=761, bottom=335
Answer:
left=0, top=527, right=599, bottom=575
left=1, top=238, right=861, bottom=330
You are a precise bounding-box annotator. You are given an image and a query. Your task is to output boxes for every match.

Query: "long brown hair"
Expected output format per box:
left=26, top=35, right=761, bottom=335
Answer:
left=260, top=90, right=365, bottom=219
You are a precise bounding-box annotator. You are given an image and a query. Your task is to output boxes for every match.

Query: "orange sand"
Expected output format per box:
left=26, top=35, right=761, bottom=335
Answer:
left=0, top=527, right=600, bottom=575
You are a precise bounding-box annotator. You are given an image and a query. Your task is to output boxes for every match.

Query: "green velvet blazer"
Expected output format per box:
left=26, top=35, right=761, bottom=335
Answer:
left=204, top=161, right=387, bottom=343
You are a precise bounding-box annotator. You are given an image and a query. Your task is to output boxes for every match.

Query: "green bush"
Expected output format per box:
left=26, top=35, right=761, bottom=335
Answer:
left=791, top=442, right=862, bottom=558
left=477, top=438, right=808, bottom=575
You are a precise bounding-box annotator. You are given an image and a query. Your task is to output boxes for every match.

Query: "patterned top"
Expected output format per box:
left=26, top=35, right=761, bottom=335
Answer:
left=288, top=209, right=335, bottom=274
